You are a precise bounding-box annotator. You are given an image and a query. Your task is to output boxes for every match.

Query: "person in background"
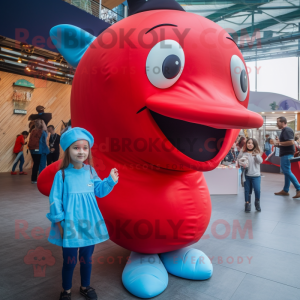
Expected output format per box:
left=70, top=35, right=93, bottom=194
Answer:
left=238, top=138, right=263, bottom=212
left=39, top=122, right=50, bottom=174
left=47, top=125, right=61, bottom=165
left=230, top=143, right=237, bottom=162
left=36, top=105, right=45, bottom=114
left=274, top=117, right=300, bottom=198
left=29, top=120, right=35, bottom=133
left=236, top=136, right=246, bottom=156
left=294, top=136, right=300, bottom=152
left=11, top=131, right=29, bottom=175
left=264, top=135, right=271, bottom=156
left=223, top=149, right=235, bottom=163
left=232, top=141, right=238, bottom=159
left=28, top=119, right=49, bottom=184
left=61, top=119, right=71, bottom=135
left=269, top=138, right=275, bottom=152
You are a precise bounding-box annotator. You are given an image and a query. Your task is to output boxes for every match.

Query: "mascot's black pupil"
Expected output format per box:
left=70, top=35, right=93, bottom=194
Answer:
left=240, top=69, right=248, bottom=93
left=162, top=55, right=181, bottom=79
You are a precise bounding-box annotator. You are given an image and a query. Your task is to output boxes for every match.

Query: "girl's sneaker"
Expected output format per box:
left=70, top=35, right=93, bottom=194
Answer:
left=80, top=286, right=97, bottom=300
left=11, top=171, right=17, bottom=175
left=19, top=172, right=27, bottom=175
left=59, top=291, right=71, bottom=300
left=255, top=199, right=261, bottom=212
left=245, top=202, right=251, bottom=212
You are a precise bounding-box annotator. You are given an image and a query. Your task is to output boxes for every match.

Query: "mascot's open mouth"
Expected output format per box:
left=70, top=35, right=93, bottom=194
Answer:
left=150, top=110, right=227, bottom=162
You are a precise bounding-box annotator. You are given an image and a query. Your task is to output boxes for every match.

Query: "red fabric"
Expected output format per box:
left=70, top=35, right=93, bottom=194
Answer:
left=13, top=135, right=25, bottom=153
left=262, top=153, right=272, bottom=165
left=38, top=11, right=264, bottom=253
left=291, top=161, right=300, bottom=182
left=262, top=152, right=280, bottom=167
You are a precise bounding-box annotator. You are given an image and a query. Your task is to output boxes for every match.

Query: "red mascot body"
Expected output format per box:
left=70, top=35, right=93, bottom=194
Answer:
left=38, top=0, right=263, bottom=297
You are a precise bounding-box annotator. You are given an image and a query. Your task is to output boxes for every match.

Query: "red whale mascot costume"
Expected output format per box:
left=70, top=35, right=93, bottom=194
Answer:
left=38, top=0, right=263, bottom=297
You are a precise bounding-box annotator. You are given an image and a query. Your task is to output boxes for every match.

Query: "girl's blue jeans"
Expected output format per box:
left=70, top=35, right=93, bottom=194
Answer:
left=244, top=175, right=261, bottom=202
left=12, top=152, right=24, bottom=172
left=280, top=154, right=300, bottom=192
left=62, top=245, right=95, bottom=290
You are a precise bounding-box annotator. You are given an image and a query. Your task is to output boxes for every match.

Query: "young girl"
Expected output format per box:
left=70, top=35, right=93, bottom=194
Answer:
left=46, top=127, right=119, bottom=300
left=11, top=131, right=29, bottom=175
left=238, top=138, right=263, bottom=212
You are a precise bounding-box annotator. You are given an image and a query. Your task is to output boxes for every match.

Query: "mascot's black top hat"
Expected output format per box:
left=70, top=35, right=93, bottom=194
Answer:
left=127, top=0, right=185, bottom=16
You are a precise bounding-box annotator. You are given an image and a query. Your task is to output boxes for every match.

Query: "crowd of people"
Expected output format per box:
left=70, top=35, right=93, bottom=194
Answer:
left=222, top=116, right=300, bottom=212
left=11, top=105, right=62, bottom=183
left=11, top=110, right=300, bottom=214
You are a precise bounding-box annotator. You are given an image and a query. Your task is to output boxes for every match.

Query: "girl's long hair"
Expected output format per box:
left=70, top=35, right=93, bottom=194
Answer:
left=60, top=143, right=94, bottom=170
left=243, top=138, right=261, bottom=154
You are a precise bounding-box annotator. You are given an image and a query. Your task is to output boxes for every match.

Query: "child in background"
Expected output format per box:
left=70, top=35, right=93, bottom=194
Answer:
left=11, top=131, right=29, bottom=175
left=269, top=138, right=275, bottom=153
left=238, top=138, right=263, bottom=212
left=46, top=127, right=119, bottom=300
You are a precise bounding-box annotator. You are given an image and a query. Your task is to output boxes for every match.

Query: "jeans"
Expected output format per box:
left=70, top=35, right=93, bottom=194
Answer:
left=62, top=245, right=95, bottom=290
left=280, top=154, right=300, bottom=192
left=47, top=151, right=60, bottom=165
left=12, top=152, right=24, bottom=172
left=39, top=154, right=47, bottom=174
left=31, top=154, right=41, bottom=182
left=244, top=175, right=261, bottom=202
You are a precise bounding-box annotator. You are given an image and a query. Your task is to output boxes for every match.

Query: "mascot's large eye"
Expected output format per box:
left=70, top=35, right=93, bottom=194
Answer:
left=230, top=55, right=248, bottom=102
left=146, top=40, right=185, bottom=89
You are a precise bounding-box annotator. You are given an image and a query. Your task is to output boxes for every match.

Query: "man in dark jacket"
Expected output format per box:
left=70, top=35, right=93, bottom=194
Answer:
left=47, top=125, right=60, bottom=165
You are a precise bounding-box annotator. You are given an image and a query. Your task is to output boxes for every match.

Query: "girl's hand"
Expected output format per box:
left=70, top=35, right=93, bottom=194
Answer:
left=110, top=168, right=119, bottom=182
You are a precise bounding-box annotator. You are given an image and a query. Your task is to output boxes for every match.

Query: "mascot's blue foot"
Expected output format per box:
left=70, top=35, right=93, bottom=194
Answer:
left=160, top=247, right=213, bottom=280
left=122, top=252, right=168, bottom=298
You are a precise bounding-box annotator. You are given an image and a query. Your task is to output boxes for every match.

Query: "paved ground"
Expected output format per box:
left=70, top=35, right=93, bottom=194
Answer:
left=1, top=171, right=300, bottom=300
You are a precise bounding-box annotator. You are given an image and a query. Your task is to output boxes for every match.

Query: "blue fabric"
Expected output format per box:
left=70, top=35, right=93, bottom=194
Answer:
left=244, top=175, right=261, bottom=202
left=33, top=130, right=49, bottom=173
left=280, top=154, right=300, bottom=192
left=62, top=245, right=95, bottom=290
left=264, top=142, right=271, bottom=151
left=46, top=163, right=118, bottom=247
left=40, top=131, right=50, bottom=154
left=39, top=153, right=47, bottom=174
left=265, top=150, right=271, bottom=156
left=60, top=127, right=94, bottom=151
left=12, top=152, right=24, bottom=172
left=50, top=25, right=96, bottom=68
left=122, top=252, right=168, bottom=298
left=160, top=247, right=213, bottom=280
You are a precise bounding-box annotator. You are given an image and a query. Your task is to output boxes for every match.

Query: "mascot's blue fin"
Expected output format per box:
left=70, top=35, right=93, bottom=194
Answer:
left=50, top=24, right=96, bottom=68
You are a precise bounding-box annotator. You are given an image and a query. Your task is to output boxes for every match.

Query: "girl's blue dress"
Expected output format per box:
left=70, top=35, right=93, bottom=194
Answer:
left=46, top=163, right=117, bottom=248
